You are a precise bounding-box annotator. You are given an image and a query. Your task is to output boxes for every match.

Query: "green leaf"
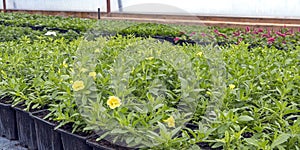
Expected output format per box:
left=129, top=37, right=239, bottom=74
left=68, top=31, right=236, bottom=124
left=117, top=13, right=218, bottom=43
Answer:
left=171, top=127, right=182, bottom=137
left=285, top=58, right=293, bottom=65
left=211, top=141, right=224, bottom=148
left=245, top=138, right=259, bottom=147
left=134, top=137, right=142, bottom=144
left=271, top=133, right=290, bottom=149
left=96, top=132, right=110, bottom=141
left=110, top=128, right=128, bottom=134
left=238, top=115, right=254, bottom=122
left=188, top=144, right=201, bottom=150
left=125, top=136, right=135, bottom=144
left=153, top=103, right=164, bottom=110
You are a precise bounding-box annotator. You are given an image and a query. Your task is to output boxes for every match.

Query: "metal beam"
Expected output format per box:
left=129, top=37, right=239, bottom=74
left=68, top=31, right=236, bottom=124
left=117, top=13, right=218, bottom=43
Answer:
left=107, top=0, right=111, bottom=14
left=3, top=0, right=6, bottom=13
left=98, top=8, right=101, bottom=19
left=118, top=0, right=123, bottom=12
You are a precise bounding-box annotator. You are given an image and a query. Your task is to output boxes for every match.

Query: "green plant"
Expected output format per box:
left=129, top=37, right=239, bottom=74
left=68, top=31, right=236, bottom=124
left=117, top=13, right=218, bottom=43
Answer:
left=1, top=13, right=299, bottom=149
left=119, top=23, right=181, bottom=37
left=71, top=37, right=208, bottom=149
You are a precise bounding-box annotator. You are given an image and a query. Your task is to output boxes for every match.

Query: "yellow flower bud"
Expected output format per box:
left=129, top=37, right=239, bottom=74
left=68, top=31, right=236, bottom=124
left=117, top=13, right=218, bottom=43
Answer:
left=89, top=72, right=97, bottom=79
left=229, top=84, right=235, bottom=90
left=63, top=62, right=68, bottom=68
left=197, top=52, right=203, bottom=57
left=95, top=48, right=100, bottom=53
left=146, top=57, right=154, bottom=60
left=163, top=116, right=175, bottom=128
left=206, top=91, right=211, bottom=95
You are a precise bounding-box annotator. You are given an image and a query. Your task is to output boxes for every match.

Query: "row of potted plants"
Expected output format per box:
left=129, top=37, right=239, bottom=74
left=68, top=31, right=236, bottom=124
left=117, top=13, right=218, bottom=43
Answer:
left=2, top=12, right=300, bottom=50
left=0, top=37, right=113, bottom=149
left=89, top=21, right=300, bottom=50
left=0, top=96, right=126, bottom=150
left=187, top=26, right=300, bottom=50
left=1, top=36, right=300, bottom=149
left=0, top=13, right=300, bottom=149
left=0, top=12, right=94, bottom=33
left=0, top=24, right=80, bottom=42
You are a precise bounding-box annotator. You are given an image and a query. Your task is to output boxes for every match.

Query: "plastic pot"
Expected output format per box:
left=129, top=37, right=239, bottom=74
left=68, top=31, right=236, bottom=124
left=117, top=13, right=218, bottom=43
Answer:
left=86, top=135, right=138, bottom=150
left=86, top=135, right=118, bottom=150
left=57, top=128, right=93, bottom=150
left=14, top=106, right=38, bottom=150
left=30, top=110, right=63, bottom=150
left=86, top=137, right=114, bottom=150
left=152, top=35, right=175, bottom=44
left=0, top=102, right=18, bottom=140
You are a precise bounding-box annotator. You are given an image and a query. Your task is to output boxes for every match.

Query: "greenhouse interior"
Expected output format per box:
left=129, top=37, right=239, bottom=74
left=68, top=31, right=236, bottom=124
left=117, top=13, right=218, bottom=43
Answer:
left=0, top=0, right=300, bottom=149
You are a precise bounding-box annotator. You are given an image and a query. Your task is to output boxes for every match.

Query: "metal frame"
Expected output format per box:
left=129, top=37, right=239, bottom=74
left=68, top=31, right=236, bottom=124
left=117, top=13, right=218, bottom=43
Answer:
left=118, top=0, right=122, bottom=12
left=3, top=0, right=6, bottom=12
left=2, top=0, right=111, bottom=14
left=107, top=0, right=111, bottom=14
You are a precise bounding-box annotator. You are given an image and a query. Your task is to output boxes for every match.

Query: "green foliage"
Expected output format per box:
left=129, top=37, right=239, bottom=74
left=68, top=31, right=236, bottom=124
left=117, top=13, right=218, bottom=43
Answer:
left=119, top=23, right=181, bottom=37
left=0, top=12, right=299, bottom=149
left=186, top=43, right=300, bottom=149
left=0, top=12, right=95, bottom=32
left=0, top=25, right=80, bottom=42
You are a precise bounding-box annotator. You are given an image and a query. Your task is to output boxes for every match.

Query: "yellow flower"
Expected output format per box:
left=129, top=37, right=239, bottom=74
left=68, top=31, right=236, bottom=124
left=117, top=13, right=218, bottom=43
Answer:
left=63, top=62, right=68, bottom=68
left=95, top=48, right=100, bottom=53
left=146, top=57, right=154, bottom=60
left=72, top=81, right=85, bottom=91
left=229, top=84, right=235, bottom=90
left=89, top=72, right=97, bottom=79
left=197, top=52, right=203, bottom=57
left=206, top=91, right=211, bottom=95
left=107, top=96, right=122, bottom=109
left=163, top=116, right=175, bottom=128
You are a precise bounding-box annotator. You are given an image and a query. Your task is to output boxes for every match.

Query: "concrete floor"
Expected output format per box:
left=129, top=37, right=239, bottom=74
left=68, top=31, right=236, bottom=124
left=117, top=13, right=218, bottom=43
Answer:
left=0, top=137, right=27, bottom=150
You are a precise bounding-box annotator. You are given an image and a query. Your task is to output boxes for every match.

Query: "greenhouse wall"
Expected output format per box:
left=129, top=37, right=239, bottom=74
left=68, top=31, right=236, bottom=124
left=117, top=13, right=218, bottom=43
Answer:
left=3, top=0, right=300, bottom=19
left=4, top=0, right=105, bottom=12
